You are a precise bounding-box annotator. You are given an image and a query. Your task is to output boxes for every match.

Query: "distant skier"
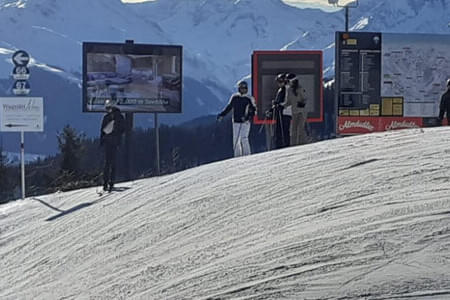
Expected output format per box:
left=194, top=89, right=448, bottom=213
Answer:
left=438, top=79, right=450, bottom=125
left=217, top=81, right=256, bottom=157
left=281, top=74, right=308, bottom=145
left=100, top=99, right=125, bottom=191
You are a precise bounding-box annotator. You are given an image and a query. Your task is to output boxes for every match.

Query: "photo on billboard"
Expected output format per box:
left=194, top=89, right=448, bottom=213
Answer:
left=252, top=51, right=323, bottom=124
left=83, top=42, right=182, bottom=113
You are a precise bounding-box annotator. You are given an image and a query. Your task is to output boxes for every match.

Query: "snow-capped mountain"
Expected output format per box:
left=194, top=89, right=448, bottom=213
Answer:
left=0, top=0, right=449, bottom=154
left=1, top=0, right=449, bottom=92
left=353, top=0, right=450, bottom=33
left=1, top=127, right=450, bottom=298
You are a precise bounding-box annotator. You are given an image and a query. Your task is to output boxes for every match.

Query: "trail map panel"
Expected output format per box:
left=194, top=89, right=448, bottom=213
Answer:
left=336, top=32, right=382, bottom=116
left=381, top=33, right=450, bottom=117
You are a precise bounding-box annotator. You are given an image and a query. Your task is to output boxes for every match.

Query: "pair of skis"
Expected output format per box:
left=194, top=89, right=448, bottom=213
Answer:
left=96, top=187, right=115, bottom=197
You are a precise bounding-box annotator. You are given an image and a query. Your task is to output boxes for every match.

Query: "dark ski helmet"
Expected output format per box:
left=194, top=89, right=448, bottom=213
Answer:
left=275, top=73, right=286, bottom=83
left=285, top=73, right=296, bottom=81
left=237, top=81, right=248, bottom=92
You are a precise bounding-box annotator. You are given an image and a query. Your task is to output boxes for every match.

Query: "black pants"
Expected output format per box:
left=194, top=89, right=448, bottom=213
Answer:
left=274, top=109, right=291, bottom=149
left=103, top=144, right=118, bottom=186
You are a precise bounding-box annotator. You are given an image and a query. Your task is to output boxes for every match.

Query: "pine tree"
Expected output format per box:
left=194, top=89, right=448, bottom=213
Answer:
left=57, top=125, right=84, bottom=176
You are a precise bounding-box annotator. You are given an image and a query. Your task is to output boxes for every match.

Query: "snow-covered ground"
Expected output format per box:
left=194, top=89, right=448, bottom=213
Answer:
left=1, top=128, right=450, bottom=299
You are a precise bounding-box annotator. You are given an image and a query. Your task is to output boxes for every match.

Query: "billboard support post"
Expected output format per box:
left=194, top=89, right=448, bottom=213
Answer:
left=155, top=113, right=160, bottom=176
left=124, top=40, right=134, bottom=181
left=124, top=112, right=133, bottom=181
left=345, top=6, right=349, bottom=32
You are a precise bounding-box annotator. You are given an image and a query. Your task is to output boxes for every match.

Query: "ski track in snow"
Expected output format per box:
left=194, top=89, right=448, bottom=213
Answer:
left=1, top=128, right=450, bottom=299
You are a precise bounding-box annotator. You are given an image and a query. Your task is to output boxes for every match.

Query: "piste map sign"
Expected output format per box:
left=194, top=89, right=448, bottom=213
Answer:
left=0, top=97, right=44, bottom=132
left=335, top=32, right=450, bottom=134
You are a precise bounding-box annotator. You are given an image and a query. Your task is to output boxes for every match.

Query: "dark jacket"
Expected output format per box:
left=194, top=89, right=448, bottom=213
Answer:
left=219, top=93, right=256, bottom=123
left=439, top=89, right=450, bottom=121
left=100, top=107, right=125, bottom=147
left=274, top=86, right=286, bottom=106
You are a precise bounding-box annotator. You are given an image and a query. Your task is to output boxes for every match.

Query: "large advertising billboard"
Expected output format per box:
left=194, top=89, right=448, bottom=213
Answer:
left=83, top=42, right=182, bottom=113
left=252, top=51, right=323, bottom=124
left=336, top=32, right=450, bottom=134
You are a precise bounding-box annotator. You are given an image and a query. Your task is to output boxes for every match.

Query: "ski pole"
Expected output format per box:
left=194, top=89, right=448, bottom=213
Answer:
left=278, top=107, right=286, bottom=146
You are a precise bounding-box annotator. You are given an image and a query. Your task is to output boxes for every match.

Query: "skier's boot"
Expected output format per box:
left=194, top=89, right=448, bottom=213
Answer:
left=103, top=183, right=108, bottom=192
left=108, top=182, right=114, bottom=192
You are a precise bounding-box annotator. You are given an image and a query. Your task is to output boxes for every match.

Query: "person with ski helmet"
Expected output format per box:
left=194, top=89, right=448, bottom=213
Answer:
left=281, top=73, right=295, bottom=143
left=268, top=73, right=290, bottom=149
left=100, top=99, right=125, bottom=191
left=217, top=80, right=256, bottom=157
left=282, top=74, right=308, bottom=145
left=438, top=79, right=450, bottom=125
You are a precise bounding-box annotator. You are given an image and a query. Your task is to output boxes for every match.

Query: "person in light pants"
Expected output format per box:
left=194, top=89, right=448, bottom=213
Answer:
left=282, top=75, right=308, bottom=146
left=232, top=121, right=251, bottom=157
left=218, top=81, right=256, bottom=157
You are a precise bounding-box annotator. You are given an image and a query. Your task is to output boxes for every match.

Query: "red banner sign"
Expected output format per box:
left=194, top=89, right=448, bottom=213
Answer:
left=338, top=117, right=423, bottom=135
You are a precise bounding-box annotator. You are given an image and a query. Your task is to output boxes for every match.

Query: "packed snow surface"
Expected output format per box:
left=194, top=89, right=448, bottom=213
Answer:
left=1, top=128, right=450, bottom=299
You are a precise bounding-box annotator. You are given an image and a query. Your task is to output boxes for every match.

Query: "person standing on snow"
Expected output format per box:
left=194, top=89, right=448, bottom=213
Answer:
left=217, top=81, right=256, bottom=157
left=438, top=79, right=450, bottom=125
left=100, top=99, right=125, bottom=191
left=268, top=73, right=290, bottom=149
left=282, top=75, right=308, bottom=145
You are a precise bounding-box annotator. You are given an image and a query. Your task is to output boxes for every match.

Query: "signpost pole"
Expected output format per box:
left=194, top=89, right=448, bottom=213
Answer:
left=20, top=131, right=25, bottom=199
left=155, top=113, right=160, bottom=176
left=11, top=50, right=32, bottom=200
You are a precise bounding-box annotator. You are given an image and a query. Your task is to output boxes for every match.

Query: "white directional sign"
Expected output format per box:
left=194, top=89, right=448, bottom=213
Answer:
left=0, top=97, right=44, bottom=132
left=12, top=80, right=31, bottom=95
left=12, top=66, right=30, bottom=80
left=12, top=50, right=30, bottom=67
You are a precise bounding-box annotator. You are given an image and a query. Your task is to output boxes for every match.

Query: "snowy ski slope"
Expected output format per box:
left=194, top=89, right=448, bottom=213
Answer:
left=1, top=127, right=450, bottom=299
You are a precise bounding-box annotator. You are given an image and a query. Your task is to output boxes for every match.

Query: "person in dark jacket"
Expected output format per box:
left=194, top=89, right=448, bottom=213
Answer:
left=438, top=79, right=450, bottom=125
left=217, top=81, right=256, bottom=157
left=267, top=73, right=290, bottom=149
left=100, top=99, right=125, bottom=191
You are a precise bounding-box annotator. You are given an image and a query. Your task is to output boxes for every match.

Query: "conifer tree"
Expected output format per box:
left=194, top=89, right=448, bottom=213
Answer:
left=57, top=125, right=84, bottom=175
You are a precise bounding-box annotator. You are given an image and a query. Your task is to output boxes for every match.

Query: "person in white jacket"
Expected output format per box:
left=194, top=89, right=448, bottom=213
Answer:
left=282, top=76, right=308, bottom=146
left=217, top=81, right=256, bottom=157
